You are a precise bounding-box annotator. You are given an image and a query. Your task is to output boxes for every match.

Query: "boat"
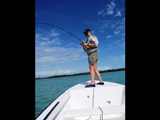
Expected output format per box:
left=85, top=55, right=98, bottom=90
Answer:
left=36, top=80, right=125, bottom=120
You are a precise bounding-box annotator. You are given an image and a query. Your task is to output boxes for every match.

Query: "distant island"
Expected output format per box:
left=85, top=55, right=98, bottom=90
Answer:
left=36, top=68, right=125, bottom=80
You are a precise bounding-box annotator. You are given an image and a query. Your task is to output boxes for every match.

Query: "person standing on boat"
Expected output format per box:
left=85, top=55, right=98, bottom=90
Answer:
left=81, top=29, right=104, bottom=87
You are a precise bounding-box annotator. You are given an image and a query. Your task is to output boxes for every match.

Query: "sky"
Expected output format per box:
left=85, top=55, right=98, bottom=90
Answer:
left=35, top=0, right=125, bottom=78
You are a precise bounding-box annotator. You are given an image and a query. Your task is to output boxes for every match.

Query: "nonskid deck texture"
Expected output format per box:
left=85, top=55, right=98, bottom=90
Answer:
left=36, top=80, right=125, bottom=120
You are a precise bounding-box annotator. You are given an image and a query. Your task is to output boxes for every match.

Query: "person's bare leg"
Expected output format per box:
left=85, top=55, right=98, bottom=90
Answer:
left=93, top=64, right=103, bottom=83
left=89, top=64, right=95, bottom=84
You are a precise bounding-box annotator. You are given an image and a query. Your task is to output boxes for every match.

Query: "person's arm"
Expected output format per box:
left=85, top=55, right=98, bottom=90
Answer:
left=83, top=45, right=87, bottom=51
left=87, top=43, right=97, bottom=48
left=81, top=41, right=87, bottom=51
left=89, top=36, right=98, bottom=48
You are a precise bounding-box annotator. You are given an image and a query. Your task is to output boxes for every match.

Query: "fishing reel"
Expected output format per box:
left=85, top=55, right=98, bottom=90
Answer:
left=80, top=41, right=85, bottom=46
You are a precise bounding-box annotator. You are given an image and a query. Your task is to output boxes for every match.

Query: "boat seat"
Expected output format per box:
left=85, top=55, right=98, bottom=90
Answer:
left=62, top=105, right=125, bottom=118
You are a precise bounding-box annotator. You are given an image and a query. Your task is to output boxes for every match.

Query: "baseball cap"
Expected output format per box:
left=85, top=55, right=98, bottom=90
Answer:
left=83, top=29, right=91, bottom=34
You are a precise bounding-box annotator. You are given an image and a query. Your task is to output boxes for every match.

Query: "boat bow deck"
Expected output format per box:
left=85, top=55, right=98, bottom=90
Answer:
left=56, top=80, right=125, bottom=120
left=36, top=80, right=125, bottom=120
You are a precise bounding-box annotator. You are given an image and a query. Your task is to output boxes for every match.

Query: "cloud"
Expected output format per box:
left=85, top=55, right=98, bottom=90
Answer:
left=35, top=28, right=63, bottom=47
left=98, top=0, right=124, bottom=18
left=106, top=1, right=115, bottom=15
left=36, top=69, right=77, bottom=78
left=35, top=28, right=88, bottom=78
left=98, top=20, right=110, bottom=32
left=105, top=38, right=125, bottom=51
left=108, top=55, right=125, bottom=61
left=98, top=1, right=115, bottom=16
left=35, top=45, right=87, bottom=78
left=98, top=66, right=111, bottom=71
left=115, top=11, right=121, bottom=17
left=36, top=64, right=112, bottom=78
left=36, top=46, right=86, bottom=66
left=98, top=18, right=125, bottom=37
left=106, top=35, right=112, bottom=39
left=98, top=10, right=105, bottom=16
left=114, top=30, right=120, bottom=35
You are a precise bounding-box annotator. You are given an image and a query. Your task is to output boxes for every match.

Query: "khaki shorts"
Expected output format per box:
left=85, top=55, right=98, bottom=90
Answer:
left=88, top=51, right=98, bottom=64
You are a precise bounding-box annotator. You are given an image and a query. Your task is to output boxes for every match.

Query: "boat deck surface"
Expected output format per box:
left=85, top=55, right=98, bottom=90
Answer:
left=36, top=80, right=125, bottom=120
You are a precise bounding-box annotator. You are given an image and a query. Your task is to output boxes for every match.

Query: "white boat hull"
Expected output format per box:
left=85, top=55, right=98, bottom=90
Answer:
left=36, top=80, right=125, bottom=120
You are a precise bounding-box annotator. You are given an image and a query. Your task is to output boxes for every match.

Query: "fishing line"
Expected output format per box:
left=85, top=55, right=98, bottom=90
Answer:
left=36, top=23, right=82, bottom=42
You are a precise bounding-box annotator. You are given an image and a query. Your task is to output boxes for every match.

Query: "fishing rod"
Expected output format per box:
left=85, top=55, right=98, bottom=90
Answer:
left=36, top=23, right=83, bottom=42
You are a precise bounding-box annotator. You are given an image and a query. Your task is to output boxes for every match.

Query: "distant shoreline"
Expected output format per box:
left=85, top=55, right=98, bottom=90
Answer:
left=35, top=68, right=125, bottom=80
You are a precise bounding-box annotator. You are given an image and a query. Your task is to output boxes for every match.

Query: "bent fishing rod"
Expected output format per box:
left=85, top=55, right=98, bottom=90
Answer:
left=36, top=23, right=83, bottom=43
